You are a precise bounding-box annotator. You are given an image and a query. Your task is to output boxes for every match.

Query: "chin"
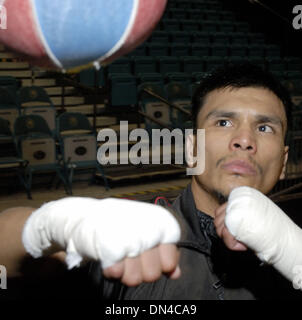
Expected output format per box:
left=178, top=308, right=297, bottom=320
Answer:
left=222, top=175, right=259, bottom=195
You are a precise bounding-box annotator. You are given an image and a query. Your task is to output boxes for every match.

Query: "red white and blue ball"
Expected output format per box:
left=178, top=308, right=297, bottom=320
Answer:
left=0, top=0, right=167, bottom=70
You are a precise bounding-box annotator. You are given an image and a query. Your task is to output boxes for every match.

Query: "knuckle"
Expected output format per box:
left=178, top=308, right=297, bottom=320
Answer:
left=124, top=273, right=143, bottom=287
left=162, top=258, right=177, bottom=273
left=143, top=268, right=161, bottom=282
left=105, top=264, right=123, bottom=279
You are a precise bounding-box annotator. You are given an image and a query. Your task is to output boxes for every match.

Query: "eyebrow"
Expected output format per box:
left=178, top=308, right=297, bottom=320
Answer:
left=204, top=110, right=284, bottom=129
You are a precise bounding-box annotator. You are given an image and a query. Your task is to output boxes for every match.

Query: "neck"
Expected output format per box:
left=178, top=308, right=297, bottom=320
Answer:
left=191, top=178, right=227, bottom=218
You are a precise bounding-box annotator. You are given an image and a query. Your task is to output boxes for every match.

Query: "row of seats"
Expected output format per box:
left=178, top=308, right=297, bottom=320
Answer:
left=100, top=56, right=302, bottom=78
left=109, top=73, right=199, bottom=107
left=167, top=0, right=223, bottom=10
left=0, top=85, right=56, bottom=133
left=137, top=81, right=192, bottom=133
left=0, top=111, right=109, bottom=198
left=156, top=19, right=250, bottom=33
left=162, top=9, right=237, bottom=21
left=0, top=80, right=109, bottom=196
left=146, top=31, right=265, bottom=44
left=132, top=43, right=282, bottom=58
left=78, top=57, right=302, bottom=107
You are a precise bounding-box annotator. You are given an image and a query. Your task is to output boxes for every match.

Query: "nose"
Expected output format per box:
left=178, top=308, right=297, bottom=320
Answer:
left=229, top=127, right=257, bottom=154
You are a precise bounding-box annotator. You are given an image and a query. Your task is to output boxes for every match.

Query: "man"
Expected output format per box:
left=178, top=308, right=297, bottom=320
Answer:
left=95, top=63, right=301, bottom=299
left=0, top=63, right=301, bottom=299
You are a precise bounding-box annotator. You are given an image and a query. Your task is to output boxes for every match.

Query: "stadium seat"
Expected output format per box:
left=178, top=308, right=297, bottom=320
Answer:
left=0, top=87, right=19, bottom=133
left=248, top=32, right=266, bottom=44
left=221, top=10, right=237, bottom=21
left=182, top=56, right=204, bottom=74
left=248, top=44, right=265, bottom=57
left=157, top=56, right=181, bottom=75
left=0, top=76, right=21, bottom=96
left=211, top=44, right=229, bottom=57
left=191, top=44, right=210, bottom=57
left=137, top=82, right=172, bottom=134
left=187, top=9, right=203, bottom=21
left=204, top=56, right=225, bottom=72
left=107, top=57, right=132, bottom=75
left=133, top=56, right=157, bottom=74
left=231, top=32, right=249, bottom=45
left=164, top=81, right=192, bottom=130
left=170, top=43, right=190, bottom=56
left=266, top=57, right=286, bottom=73
left=219, top=21, right=235, bottom=33
left=77, top=67, right=106, bottom=88
left=149, top=30, right=170, bottom=43
left=282, top=71, right=302, bottom=97
left=109, top=73, right=137, bottom=106
left=229, top=44, right=247, bottom=57
left=0, top=117, right=30, bottom=198
left=147, top=43, right=169, bottom=57
left=170, top=31, right=192, bottom=44
left=181, top=20, right=200, bottom=32
left=138, top=73, right=164, bottom=85
left=246, top=56, right=266, bottom=70
left=169, top=8, right=188, bottom=20
left=78, top=68, right=97, bottom=87
left=56, top=112, right=109, bottom=192
left=284, top=57, right=302, bottom=72
left=200, top=21, right=218, bottom=32
left=193, top=31, right=211, bottom=45
left=192, top=0, right=207, bottom=10
left=235, top=21, right=250, bottom=33
left=18, top=86, right=56, bottom=134
left=14, top=114, right=70, bottom=197
left=165, top=72, right=192, bottom=84
left=175, top=0, right=193, bottom=9
left=207, top=2, right=223, bottom=11
left=212, top=31, right=230, bottom=44
left=227, top=56, right=247, bottom=67
left=203, top=10, right=221, bottom=21
left=265, top=44, right=281, bottom=58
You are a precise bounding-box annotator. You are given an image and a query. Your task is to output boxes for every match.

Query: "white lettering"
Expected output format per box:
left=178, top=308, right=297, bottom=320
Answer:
left=97, top=128, right=117, bottom=165
left=0, top=265, right=7, bottom=289
left=0, top=5, right=7, bottom=30
left=293, top=5, right=302, bottom=29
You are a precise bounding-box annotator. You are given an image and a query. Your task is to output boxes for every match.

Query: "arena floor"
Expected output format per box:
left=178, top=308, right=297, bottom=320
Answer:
left=0, top=176, right=191, bottom=212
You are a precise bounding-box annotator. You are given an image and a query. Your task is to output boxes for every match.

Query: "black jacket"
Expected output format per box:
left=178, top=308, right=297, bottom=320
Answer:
left=90, top=184, right=302, bottom=300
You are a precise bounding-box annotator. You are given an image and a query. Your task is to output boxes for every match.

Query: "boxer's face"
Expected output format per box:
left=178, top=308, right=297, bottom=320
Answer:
left=192, top=86, right=288, bottom=199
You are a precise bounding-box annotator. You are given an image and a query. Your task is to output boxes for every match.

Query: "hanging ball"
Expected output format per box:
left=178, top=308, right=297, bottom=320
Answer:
left=0, top=0, right=167, bottom=71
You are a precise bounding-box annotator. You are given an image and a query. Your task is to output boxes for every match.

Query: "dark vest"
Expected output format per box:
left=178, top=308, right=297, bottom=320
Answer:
left=89, top=184, right=302, bottom=300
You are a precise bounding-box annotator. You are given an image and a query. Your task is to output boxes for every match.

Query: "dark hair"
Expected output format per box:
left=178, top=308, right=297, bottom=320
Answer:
left=192, top=63, right=292, bottom=142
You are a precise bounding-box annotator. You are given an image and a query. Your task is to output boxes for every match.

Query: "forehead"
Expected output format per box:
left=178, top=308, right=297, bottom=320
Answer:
left=197, top=86, right=287, bottom=125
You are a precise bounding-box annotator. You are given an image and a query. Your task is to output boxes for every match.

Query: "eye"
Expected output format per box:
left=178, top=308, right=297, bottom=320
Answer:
left=258, top=125, right=273, bottom=133
left=216, top=119, right=232, bottom=127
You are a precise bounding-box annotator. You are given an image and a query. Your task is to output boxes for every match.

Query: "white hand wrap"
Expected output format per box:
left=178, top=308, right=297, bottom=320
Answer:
left=225, top=186, right=302, bottom=283
left=22, top=197, right=181, bottom=269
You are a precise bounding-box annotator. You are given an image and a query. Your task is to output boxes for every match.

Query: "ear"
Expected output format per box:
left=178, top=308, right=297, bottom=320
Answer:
left=279, top=145, right=289, bottom=180
left=185, top=133, right=196, bottom=168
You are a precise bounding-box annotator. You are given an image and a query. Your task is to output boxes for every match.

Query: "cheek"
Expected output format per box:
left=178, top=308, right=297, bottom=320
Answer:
left=203, top=132, right=227, bottom=170
left=258, top=140, right=285, bottom=180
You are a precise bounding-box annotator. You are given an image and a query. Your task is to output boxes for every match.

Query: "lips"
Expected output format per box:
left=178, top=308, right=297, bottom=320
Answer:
left=221, top=160, right=257, bottom=176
